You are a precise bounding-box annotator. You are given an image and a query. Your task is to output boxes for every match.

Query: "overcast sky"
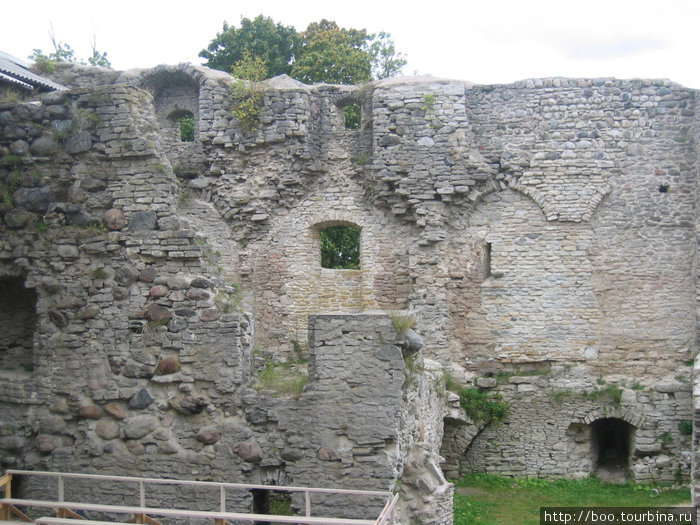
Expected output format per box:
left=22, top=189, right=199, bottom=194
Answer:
left=3, top=0, right=699, bottom=88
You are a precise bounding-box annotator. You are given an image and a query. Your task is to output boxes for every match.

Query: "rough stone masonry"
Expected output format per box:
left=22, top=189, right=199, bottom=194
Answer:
left=0, top=61, right=698, bottom=523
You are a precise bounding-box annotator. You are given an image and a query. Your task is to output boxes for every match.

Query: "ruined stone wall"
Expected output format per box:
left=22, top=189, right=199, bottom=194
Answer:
left=454, top=370, right=692, bottom=482
left=0, top=61, right=698, bottom=520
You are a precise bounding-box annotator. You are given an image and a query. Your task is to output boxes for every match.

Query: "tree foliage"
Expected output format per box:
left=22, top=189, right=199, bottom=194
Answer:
left=291, top=20, right=372, bottom=85
left=200, top=15, right=406, bottom=85
left=29, top=29, right=111, bottom=71
left=178, top=115, right=195, bottom=142
left=320, top=225, right=360, bottom=269
left=199, top=15, right=297, bottom=78
left=368, top=31, right=406, bottom=80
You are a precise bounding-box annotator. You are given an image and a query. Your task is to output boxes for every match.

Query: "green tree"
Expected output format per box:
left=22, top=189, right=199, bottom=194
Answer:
left=368, top=32, right=407, bottom=80
left=320, top=225, right=360, bottom=269
left=291, top=20, right=372, bottom=84
left=200, top=15, right=405, bottom=85
left=87, top=35, right=111, bottom=68
left=29, top=28, right=111, bottom=71
left=199, top=15, right=297, bottom=78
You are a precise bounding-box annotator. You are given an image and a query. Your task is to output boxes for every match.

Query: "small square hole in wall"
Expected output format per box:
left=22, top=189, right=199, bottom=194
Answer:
left=658, top=184, right=669, bottom=193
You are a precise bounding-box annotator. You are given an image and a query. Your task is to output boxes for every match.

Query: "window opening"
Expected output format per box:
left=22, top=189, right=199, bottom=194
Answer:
left=483, top=242, right=492, bottom=278
left=342, top=103, right=361, bottom=130
left=320, top=225, right=360, bottom=269
left=178, top=114, right=195, bottom=142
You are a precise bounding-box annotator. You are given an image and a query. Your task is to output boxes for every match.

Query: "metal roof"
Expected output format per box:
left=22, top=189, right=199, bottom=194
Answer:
left=0, top=50, right=66, bottom=91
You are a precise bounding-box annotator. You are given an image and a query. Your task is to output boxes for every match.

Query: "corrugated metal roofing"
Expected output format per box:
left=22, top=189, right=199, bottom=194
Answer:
left=0, top=50, right=66, bottom=91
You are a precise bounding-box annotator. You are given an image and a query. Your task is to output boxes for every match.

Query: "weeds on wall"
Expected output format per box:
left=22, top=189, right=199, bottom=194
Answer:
left=179, top=115, right=195, bottom=142
left=1, top=169, right=22, bottom=208
left=443, top=372, right=510, bottom=426
left=214, top=284, right=242, bottom=313
left=255, top=361, right=308, bottom=398
left=459, top=388, right=509, bottom=425
left=678, top=420, right=692, bottom=436
left=0, top=86, right=23, bottom=105
left=230, top=51, right=267, bottom=132
left=588, top=384, right=622, bottom=405
left=552, top=384, right=623, bottom=406
left=390, top=314, right=417, bottom=336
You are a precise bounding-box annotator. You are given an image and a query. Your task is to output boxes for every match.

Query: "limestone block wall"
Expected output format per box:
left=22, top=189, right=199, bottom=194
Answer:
left=0, top=60, right=699, bottom=519
left=245, top=188, right=413, bottom=351
left=449, top=370, right=692, bottom=482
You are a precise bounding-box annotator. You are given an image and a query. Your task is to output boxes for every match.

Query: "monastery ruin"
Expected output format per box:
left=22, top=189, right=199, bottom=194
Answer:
left=0, top=59, right=698, bottom=523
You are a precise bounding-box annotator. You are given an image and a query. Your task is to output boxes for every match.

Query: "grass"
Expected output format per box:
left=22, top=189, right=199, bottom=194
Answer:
left=256, top=362, right=308, bottom=398
left=390, top=314, right=417, bottom=336
left=453, top=474, right=690, bottom=525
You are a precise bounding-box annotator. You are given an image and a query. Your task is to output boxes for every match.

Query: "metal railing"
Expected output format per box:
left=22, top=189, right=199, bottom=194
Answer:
left=0, top=470, right=399, bottom=525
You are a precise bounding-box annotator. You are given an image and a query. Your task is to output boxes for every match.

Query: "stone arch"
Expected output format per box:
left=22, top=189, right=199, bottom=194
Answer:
left=136, top=65, right=205, bottom=178
left=579, top=406, right=645, bottom=428
left=137, top=66, right=201, bottom=118
left=465, top=174, right=610, bottom=223
left=440, top=416, right=482, bottom=479
left=570, top=408, right=645, bottom=482
left=465, top=176, right=549, bottom=221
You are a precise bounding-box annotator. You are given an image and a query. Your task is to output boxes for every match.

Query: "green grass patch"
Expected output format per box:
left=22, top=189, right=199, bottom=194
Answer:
left=256, top=362, right=308, bottom=398
left=453, top=474, right=690, bottom=525
left=459, top=388, right=509, bottom=425
left=390, top=314, right=417, bottom=336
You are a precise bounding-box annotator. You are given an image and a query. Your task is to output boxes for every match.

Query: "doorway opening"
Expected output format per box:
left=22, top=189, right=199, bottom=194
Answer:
left=0, top=277, right=37, bottom=375
left=590, top=418, right=634, bottom=482
left=251, top=489, right=292, bottom=525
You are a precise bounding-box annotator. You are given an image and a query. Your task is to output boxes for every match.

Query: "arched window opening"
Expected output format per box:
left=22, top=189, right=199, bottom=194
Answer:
left=342, top=103, right=361, bottom=130
left=0, top=277, right=37, bottom=375
left=590, top=418, right=634, bottom=482
left=178, top=114, right=195, bottom=142
left=320, top=225, right=360, bottom=269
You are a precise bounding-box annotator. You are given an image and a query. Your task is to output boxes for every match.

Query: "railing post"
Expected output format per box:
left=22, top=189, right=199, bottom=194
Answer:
left=57, top=475, right=66, bottom=518
left=305, top=490, right=311, bottom=517
left=0, top=473, right=10, bottom=520
left=215, top=485, right=226, bottom=525
left=135, top=481, right=146, bottom=524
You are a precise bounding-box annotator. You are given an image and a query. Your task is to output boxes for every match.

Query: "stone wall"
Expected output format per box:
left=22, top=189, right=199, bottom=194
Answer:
left=0, top=61, right=699, bottom=521
left=452, top=370, right=692, bottom=482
